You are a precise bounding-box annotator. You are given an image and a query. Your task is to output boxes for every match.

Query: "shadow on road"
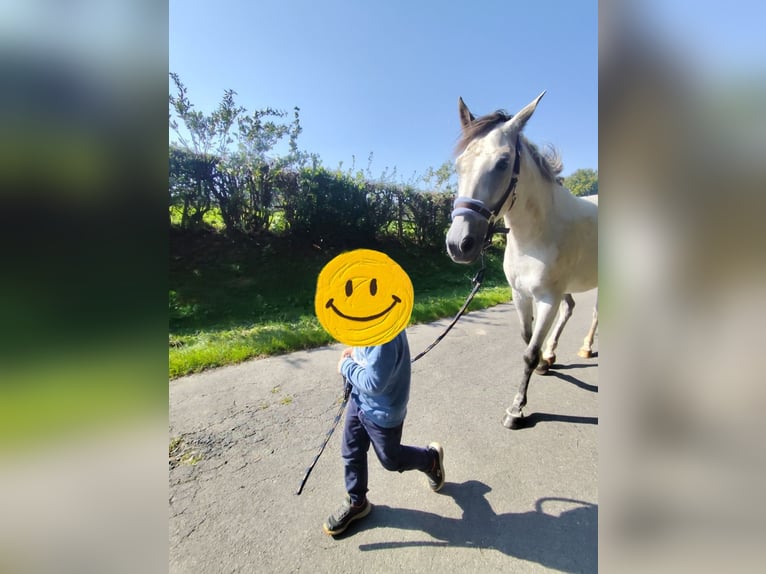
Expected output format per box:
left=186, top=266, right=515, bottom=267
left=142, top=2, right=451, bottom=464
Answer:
left=553, top=359, right=598, bottom=370
left=344, top=480, right=597, bottom=573
left=521, top=412, right=598, bottom=428
left=547, top=369, right=599, bottom=394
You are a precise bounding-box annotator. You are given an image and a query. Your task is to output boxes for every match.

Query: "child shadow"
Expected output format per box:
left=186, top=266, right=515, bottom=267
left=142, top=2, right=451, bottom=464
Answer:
left=348, top=480, right=597, bottom=573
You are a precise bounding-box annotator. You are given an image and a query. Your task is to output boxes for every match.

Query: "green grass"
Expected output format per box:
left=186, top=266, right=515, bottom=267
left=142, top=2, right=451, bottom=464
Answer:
left=169, top=229, right=511, bottom=379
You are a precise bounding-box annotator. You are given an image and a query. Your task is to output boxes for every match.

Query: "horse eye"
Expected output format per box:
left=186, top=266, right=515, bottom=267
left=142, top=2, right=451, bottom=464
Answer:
left=370, top=278, right=378, bottom=296
left=345, top=280, right=353, bottom=297
left=495, top=157, right=510, bottom=171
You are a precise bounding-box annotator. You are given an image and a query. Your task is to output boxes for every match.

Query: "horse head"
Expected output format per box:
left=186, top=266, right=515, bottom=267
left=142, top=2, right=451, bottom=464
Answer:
left=446, top=92, right=545, bottom=264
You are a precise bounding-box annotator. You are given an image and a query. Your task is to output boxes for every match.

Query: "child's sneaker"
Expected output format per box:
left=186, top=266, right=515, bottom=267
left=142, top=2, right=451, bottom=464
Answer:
left=425, top=442, right=445, bottom=492
left=322, top=495, right=372, bottom=536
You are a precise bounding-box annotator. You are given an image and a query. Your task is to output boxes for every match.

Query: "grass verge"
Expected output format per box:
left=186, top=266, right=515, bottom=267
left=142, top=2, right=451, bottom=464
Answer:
left=170, top=229, right=511, bottom=379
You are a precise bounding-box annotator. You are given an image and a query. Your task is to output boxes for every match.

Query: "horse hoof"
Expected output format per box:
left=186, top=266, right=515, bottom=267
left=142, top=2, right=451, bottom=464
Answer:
left=535, top=359, right=552, bottom=375
left=502, top=410, right=524, bottom=429
left=577, top=349, right=593, bottom=358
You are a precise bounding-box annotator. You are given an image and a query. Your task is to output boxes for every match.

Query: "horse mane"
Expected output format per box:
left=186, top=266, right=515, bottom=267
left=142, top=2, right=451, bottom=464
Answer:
left=530, top=142, right=563, bottom=182
left=455, top=110, right=563, bottom=182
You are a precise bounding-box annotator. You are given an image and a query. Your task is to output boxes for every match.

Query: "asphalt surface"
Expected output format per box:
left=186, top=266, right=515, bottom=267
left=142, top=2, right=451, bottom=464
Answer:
left=169, top=288, right=598, bottom=573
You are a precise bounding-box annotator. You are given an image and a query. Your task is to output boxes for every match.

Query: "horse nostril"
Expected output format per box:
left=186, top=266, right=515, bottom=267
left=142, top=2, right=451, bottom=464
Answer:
left=460, top=236, right=475, bottom=253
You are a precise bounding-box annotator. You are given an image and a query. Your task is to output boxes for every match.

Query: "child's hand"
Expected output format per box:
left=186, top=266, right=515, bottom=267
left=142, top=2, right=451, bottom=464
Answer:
left=337, top=348, right=353, bottom=373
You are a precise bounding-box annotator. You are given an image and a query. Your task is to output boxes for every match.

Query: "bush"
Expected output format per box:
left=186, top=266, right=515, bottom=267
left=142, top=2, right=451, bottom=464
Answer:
left=281, top=167, right=375, bottom=246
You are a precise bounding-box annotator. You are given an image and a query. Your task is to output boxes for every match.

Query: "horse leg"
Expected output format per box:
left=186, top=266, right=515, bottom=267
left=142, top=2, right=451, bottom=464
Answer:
left=503, top=296, right=561, bottom=429
left=537, top=294, right=575, bottom=374
left=578, top=298, right=598, bottom=358
left=512, top=288, right=534, bottom=345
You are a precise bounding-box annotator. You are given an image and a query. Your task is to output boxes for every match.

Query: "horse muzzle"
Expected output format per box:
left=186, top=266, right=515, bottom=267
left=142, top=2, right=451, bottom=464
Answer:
left=446, top=215, right=488, bottom=264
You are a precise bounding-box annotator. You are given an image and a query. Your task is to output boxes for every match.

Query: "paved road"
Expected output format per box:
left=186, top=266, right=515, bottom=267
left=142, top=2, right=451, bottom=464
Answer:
left=169, top=289, right=598, bottom=573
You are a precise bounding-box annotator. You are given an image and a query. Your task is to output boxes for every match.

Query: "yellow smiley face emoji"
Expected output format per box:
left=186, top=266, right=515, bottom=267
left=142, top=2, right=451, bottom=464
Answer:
left=315, top=249, right=414, bottom=346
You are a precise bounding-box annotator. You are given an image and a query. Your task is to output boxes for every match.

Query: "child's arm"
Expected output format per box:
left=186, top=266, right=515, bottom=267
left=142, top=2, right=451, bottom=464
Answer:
left=340, top=343, right=398, bottom=396
left=337, top=348, right=353, bottom=373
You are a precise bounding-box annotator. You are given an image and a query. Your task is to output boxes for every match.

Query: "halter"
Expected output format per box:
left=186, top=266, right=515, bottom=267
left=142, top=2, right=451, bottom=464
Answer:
left=451, top=135, right=522, bottom=246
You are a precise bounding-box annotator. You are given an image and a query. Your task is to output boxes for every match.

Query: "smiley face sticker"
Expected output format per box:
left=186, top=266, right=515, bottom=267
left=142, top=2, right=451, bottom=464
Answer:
left=315, top=249, right=414, bottom=346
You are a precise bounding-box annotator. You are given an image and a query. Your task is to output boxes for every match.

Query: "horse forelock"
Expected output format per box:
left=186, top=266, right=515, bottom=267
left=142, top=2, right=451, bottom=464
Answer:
left=455, top=110, right=512, bottom=156
left=456, top=110, right=563, bottom=183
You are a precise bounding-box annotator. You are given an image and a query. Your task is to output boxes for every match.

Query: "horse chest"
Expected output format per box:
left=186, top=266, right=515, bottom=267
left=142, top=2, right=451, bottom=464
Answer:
left=504, top=247, right=556, bottom=292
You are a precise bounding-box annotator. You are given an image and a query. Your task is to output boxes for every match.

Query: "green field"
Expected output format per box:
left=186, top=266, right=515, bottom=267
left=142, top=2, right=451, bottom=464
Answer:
left=170, top=229, right=511, bottom=378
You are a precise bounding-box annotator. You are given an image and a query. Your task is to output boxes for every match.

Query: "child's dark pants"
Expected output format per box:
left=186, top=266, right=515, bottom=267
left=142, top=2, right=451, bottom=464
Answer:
left=341, top=398, right=434, bottom=505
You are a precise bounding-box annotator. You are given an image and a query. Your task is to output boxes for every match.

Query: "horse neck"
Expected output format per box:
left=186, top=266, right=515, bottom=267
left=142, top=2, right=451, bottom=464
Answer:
left=502, top=151, right=555, bottom=241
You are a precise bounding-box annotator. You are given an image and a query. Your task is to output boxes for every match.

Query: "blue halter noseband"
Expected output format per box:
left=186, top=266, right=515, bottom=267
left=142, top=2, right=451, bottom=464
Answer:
left=451, top=135, right=522, bottom=244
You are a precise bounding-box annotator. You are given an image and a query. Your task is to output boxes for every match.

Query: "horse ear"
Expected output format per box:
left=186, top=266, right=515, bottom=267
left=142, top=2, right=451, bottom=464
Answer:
left=458, top=97, right=475, bottom=131
left=503, top=91, right=546, bottom=134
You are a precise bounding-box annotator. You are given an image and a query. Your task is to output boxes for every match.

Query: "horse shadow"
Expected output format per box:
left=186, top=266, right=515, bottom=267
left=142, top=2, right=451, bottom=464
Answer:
left=553, top=357, right=598, bottom=370
left=342, top=480, right=597, bottom=573
left=546, top=368, right=599, bottom=394
left=521, top=412, right=598, bottom=428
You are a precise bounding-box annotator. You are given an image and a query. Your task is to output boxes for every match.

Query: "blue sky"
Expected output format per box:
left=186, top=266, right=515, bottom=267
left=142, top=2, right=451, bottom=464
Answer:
left=169, top=0, right=598, bottom=182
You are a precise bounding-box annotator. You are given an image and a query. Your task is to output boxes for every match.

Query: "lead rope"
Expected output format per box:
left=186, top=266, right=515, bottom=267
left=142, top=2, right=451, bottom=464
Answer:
left=296, top=377, right=352, bottom=495
left=410, top=253, right=487, bottom=364
left=296, top=252, right=489, bottom=494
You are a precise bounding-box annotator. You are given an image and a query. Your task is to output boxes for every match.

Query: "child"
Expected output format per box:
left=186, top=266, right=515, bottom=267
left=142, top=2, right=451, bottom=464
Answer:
left=323, top=329, right=445, bottom=536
